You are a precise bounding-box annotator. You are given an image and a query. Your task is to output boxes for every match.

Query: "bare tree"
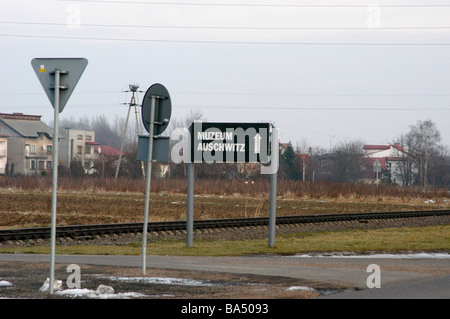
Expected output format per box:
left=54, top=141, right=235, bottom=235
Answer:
left=428, top=146, right=450, bottom=188
left=331, top=140, right=367, bottom=183
left=407, top=119, right=442, bottom=191
left=392, top=133, right=415, bottom=186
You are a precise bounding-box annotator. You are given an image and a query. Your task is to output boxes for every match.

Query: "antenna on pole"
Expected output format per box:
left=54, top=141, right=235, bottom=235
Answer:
left=115, top=84, right=145, bottom=179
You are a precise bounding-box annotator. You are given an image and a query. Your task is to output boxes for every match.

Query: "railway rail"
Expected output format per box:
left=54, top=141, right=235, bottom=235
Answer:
left=0, top=209, right=448, bottom=242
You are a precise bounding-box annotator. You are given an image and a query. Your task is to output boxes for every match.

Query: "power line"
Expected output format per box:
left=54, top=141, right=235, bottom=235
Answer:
left=3, top=104, right=449, bottom=111
left=2, top=91, right=450, bottom=97
left=174, top=92, right=450, bottom=97
left=59, top=1, right=450, bottom=8
left=2, top=33, right=450, bottom=45
left=2, top=20, right=450, bottom=30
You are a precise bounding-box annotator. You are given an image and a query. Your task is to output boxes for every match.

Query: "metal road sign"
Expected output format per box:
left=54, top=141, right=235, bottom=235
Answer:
left=184, top=122, right=279, bottom=249
left=141, top=83, right=172, bottom=135
left=31, top=58, right=88, bottom=113
left=136, top=135, right=170, bottom=162
left=189, top=122, right=272, bottom=163
left=31, top=57, right=88, bottom=295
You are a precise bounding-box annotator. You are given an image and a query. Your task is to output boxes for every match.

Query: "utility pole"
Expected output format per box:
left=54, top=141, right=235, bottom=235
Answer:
left=115, top=84, right=145, bottom=179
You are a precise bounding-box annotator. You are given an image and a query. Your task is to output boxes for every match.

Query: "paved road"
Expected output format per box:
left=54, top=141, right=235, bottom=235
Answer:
left=1, top=253, right=449, bottom=298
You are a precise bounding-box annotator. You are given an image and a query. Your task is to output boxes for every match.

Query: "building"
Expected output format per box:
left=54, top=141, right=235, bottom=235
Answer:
left=0, top=135, right=7, bottom=175
left=0, top=113, right=54, bottom=176
left=59, top=128, right=101, bottom=174
left=363, top=144, right=413, bottom=185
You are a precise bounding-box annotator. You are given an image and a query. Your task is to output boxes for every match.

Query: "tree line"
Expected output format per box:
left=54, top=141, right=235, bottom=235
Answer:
left=280, top=119, right=449, bottom=190
left=52, top=114, right=449, bottom=189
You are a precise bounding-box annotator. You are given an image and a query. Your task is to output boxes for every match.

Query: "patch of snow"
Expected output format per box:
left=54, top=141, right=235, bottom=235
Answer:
left=286, top=286, right=316, bottom=292
left=56, top=287, right=146, bottom=299
left=96, top=275, right=214, bottom=286
left=293, top=253, right=450, bottom=259
left=39, top=278, right=63, bottom=292
left=0, top=280, right=13, bottom=287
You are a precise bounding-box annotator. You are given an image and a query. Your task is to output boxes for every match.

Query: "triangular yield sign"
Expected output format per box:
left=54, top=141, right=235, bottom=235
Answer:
left=31, top=58, right=88, bottom=113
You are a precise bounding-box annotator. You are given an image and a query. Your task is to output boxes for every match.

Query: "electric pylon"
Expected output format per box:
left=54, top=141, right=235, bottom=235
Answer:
left=115, top=84, right=146, bottom=179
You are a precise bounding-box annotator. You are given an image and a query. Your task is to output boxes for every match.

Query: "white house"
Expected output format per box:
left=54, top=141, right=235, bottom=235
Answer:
left=363, top=144, right=413, bottom=185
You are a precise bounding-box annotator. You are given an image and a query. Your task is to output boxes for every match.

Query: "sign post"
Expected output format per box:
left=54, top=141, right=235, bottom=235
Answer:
left=139, top=83, right=171, bottom=274
left=31, top=58, right=88, bottom=294
left=186, top=122, right=279, bottom=247
left=141, top=96, right=156, bottom=275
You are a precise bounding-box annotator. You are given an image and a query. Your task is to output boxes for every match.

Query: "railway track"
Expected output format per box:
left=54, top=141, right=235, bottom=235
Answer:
left=0, top=209, right=448, bottom=242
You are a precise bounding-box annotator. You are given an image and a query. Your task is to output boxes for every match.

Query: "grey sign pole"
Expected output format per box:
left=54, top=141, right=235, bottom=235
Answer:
left=268, top=172, right=277, bottom=247
left=142, top=96, right=156, bottom=275
left=31, top=58, right=87, bottom=295
left=49, top=69, right=61, bottom=295
left=268, top=128, right=279, bottom=247
left=186, top=162, right=194, bottom=247
left=139, top=83, right=171, bottom=274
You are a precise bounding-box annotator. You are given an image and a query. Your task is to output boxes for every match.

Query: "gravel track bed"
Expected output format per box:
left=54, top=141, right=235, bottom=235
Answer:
left=2, top=215, right=448, bottom=248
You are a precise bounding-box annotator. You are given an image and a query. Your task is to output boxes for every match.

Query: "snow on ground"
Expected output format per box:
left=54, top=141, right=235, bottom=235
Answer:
left=56, top=288, right=147, bottom=299
left=34, top=275, right=220, bottom=299
left=94, top=275, right=214, bottom=286
left=38, top=278, right=147, bottom=299
left=286, top=286, right=316, bottom=292
left=292, top=253, right=450, bottom=259
left=0, top=280, right=13, bottom=287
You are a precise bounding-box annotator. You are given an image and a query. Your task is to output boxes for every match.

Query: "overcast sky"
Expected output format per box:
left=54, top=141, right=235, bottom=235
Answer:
left=1, top=0, right=449, bottom=150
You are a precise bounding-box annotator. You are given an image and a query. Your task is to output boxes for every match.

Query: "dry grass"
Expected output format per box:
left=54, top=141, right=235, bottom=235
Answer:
left=1, top=175, right=448, bottom=198
left=2, top=225, right=448, bottom=256
left=0, top=176, right=448, bottom=228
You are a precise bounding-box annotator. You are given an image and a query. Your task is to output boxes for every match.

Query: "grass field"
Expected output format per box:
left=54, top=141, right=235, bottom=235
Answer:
left=1, top=225, right=448, bottom=256
left=0, top=176, right=448, bottom=228
left=0, top=176, right=448, bottom=256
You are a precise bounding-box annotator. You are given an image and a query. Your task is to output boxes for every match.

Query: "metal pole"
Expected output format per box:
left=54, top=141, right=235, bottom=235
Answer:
left=142, top=96, right=156, bottom=274
left=268, top=127, right=279, bottom=248
left=268, top=171, right=277, bottom=247
left=186, top=162, right=194, bottom=247
left=115, top=103, right=132, bottom=179
left=49, top=69, right=60, bottom=295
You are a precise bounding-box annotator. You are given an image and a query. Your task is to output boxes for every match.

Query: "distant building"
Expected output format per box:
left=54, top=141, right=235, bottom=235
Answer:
left=59, top=128, right=101, bottom=174
left=363, top=144, right=413, bottom=185
left=0, top=113, right=53, bottom=176
left=0, top=134, right=7, bottom=175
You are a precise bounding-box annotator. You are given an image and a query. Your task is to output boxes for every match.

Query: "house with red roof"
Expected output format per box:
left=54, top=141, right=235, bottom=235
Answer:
left=363, top=143, right=413, bottom=185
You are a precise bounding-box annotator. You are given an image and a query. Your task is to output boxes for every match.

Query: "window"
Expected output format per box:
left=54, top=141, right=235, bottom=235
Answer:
left=47, top=145, right=52, bottom=154
left=30, top=160, right=36, bottom=170
left=30, top=144, right=36, bottom=154
left=77, top=146, right=83, bottom=154
left=85, top=145, right=91, bottom=154
left=86, top=135, right=92, bottom=141
left=38, top=161, right=45, bottom=170
left=77, top=135, right=83, bottom=140
left=47, top=161, right=52, bottom=169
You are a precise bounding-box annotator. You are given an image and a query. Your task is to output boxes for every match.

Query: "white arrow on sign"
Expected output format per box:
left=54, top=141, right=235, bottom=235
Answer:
left=254, top=133, right=261, bottom=154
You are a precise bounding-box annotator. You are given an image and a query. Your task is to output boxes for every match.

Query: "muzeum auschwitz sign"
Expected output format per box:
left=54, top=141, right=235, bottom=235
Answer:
left=179, top=122, right=279, bottom=248
left=189, top=122, right=273, bottom=164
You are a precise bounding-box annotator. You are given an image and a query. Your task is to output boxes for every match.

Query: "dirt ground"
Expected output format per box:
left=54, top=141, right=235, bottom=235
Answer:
left=0, top=261, right=342, bottom=300
left=1, top=189, right=447, bottom=228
